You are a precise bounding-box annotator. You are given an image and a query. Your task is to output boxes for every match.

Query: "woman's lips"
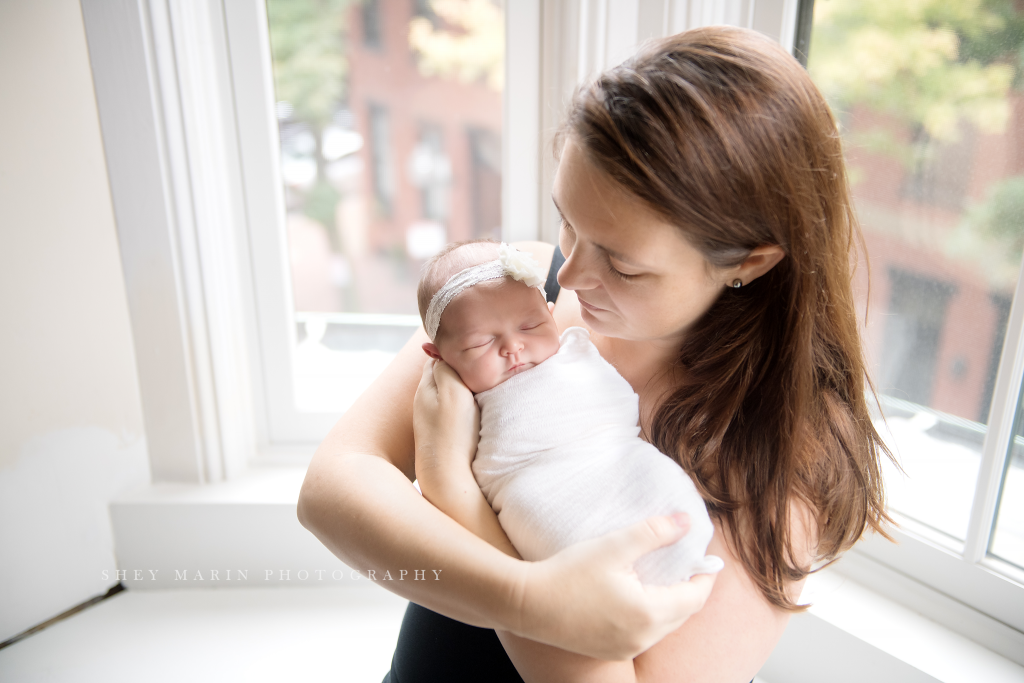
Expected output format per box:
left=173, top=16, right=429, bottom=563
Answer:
left=577, top=296, right=604, bottom=312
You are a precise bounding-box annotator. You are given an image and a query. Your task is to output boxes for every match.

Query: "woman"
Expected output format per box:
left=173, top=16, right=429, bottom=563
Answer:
left=298, top=26, right=892, bottom=682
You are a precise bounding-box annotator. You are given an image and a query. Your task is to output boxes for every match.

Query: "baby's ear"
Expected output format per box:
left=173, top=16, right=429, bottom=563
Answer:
left=422, top=342, right=443, bottom=360
left=547, top=301, right=555, bottom=313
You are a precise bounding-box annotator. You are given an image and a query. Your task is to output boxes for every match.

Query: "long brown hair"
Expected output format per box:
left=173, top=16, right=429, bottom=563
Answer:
left=562, top=26, right=894, bottom=610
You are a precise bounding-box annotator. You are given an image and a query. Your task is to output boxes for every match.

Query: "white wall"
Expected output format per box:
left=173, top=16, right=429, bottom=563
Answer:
left=0, top=0, right=151, bottom=642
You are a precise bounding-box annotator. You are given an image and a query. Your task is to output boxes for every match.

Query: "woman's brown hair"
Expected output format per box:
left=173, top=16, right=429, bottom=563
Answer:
left=561, top=26, right=894, bottom=610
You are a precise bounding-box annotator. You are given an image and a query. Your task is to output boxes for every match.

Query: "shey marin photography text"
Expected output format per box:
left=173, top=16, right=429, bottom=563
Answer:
left=102, top=568, right=444, bottom=582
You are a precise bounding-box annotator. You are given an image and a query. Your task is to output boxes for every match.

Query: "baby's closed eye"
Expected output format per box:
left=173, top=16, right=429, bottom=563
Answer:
left=463, top=338, right=493, bottom=351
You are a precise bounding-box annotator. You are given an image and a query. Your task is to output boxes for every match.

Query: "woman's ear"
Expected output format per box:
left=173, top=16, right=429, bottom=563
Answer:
left=729, top=245, right=786, bottom=287
left=422, top=342, right=443, bottom=360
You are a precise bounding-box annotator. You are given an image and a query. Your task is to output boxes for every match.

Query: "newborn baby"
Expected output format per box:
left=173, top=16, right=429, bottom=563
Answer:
left=418, top=240, right=723, bottom=584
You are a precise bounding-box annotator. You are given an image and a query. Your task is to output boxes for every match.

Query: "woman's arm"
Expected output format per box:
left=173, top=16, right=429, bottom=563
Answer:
left=297, top=332, right=524, bottom=627
left=297, top=319, right=715, bottom=659
left=491, top=508, right=815, bottom=683
left=496, top=525, right=798, bottom=683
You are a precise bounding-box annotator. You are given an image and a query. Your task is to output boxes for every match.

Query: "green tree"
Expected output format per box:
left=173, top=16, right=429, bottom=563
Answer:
left=267, top=0, right=356, bottom=133
left=408, top=0, right=504, bottom=90
left=267, top=0, right=359, bottom=243
left=810, top=0, right=1022, bottom=147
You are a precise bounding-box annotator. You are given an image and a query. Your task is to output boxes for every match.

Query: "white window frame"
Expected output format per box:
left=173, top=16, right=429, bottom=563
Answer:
left=83, top=0, right=1023, bottom=661
left=82, top=0, right=259, bottom=481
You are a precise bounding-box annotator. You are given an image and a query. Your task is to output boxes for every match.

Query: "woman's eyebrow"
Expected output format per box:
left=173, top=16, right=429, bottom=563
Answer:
left=552, top=195, right=647, bottom=269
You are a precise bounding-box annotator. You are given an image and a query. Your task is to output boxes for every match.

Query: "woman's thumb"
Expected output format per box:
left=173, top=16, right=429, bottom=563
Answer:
left=608, top=513, right=690, bottom=564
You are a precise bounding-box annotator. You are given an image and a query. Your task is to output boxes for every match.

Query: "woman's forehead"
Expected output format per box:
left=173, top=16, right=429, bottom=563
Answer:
left=553, top=140, right=693, bottom=266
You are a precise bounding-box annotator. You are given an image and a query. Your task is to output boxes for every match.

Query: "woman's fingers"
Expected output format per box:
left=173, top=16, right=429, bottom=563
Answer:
left=602, top=514, right=691, bottom=566
left=412, top=356, right=481, bottom=486
left=644, top=571, right=718, bottom=625
left=514, top=516, right=722, bottom=660
left=431, top=359, right=471, bottom=400
left=418, top=357, right=437, bottom=395
left=431, top=360, right=480, bottom=432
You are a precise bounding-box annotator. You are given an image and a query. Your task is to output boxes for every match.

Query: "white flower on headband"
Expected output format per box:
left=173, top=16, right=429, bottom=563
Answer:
left=499, top=243, right=546, bottom=289
left=424, top=243, right=548, bottom=341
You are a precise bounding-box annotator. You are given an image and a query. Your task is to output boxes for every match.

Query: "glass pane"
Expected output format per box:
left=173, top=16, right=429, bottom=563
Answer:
left=990, top=386, right=1024, bottom=568
left=266, top=0, right=504, bottom=410
left=808, top=2, right=1024, bottom=543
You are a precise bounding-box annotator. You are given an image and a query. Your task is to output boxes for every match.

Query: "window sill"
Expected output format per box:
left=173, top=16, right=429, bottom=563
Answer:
left=109, top=466, right=351, bottom=588
left=111, top=467, right=1024, bottom=681
left=761, top=566, right=1024, bottom=683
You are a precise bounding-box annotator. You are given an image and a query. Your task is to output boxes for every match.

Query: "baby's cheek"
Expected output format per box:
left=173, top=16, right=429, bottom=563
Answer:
left=543, top=333, right=561, bottom=359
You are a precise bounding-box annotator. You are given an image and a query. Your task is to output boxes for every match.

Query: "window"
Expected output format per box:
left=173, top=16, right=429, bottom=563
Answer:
left=806, top=0, right=1024, bottom=652
left=251, top=0, right=508, bottom=437
left=363, top=0, right=384, bottom=50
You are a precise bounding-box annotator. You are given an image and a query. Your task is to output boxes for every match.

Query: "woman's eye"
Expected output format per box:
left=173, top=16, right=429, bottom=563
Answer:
left=559, top=218, right=576, bottom=243
left=606, top=260, right=639, bottom=281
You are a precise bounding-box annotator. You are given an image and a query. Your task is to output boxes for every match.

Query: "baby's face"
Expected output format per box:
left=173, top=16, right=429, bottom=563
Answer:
left=434, top=278, right=561, bottom=393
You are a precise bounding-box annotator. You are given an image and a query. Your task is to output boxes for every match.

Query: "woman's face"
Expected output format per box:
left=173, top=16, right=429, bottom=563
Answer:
left=553, top=137, right=728, bottom=346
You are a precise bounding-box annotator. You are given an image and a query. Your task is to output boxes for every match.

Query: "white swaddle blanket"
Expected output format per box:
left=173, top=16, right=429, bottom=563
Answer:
left=472, top=327, right=724, bottom=585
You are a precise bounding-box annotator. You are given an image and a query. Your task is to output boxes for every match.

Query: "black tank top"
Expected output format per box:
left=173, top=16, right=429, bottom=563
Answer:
left=380, top=248, right=565, bottom=683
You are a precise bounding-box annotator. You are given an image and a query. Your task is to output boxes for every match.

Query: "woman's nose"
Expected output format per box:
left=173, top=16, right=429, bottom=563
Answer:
left=556, top=242, right=597, bottom=291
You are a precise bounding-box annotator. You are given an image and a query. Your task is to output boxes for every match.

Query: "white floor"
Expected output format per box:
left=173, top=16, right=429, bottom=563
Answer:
left=0, top=584, right=409, bottom=683
left=0, top=583, right=776, bottom=682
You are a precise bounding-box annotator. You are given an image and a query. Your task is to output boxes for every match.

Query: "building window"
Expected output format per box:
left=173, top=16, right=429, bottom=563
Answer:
left=468, top=126, right=502, bottom=240
left=368, top=103, right=396, bottom=218
left=878, top=269, right=957, bottom=409
left=363, top=0, right=383, bottom=50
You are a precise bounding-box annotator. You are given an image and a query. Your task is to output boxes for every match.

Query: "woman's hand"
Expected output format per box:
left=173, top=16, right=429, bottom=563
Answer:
left=413, top=357, right=480, bottom=494
left=411, top=357, right=524, bottom=556
left=506, top=513, right=719, bottom=661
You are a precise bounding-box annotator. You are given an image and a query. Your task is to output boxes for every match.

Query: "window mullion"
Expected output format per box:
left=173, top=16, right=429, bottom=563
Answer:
left=964, top=253, right=1024, bottom=563
left=503, top=0, right=541, bottom=243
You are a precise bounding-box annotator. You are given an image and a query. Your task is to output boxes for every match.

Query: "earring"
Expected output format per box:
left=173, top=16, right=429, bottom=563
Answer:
left=732, top=279, right=742, bottom=288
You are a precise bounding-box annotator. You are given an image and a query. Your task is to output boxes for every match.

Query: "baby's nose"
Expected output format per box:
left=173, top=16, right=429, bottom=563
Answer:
left=502, top=338, right=525, bottom=356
